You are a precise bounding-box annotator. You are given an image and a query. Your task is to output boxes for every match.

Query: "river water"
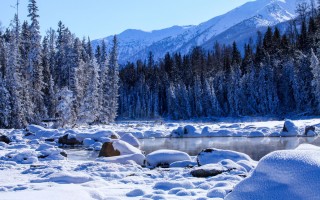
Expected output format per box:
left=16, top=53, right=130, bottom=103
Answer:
left=65, top=136, right=320, bottom=161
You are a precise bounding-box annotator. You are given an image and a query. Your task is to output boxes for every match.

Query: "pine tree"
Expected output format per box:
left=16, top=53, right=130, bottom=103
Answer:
left=0, top=73, right=11, bottom=128
left=310, top=49, right=320, bottom=113
left=5, top=15, right=26, bottom=128
left=28, top=0, right=45, bottom=123
left=55, top=87, right=76, bottom=128
left=108, top=35, right=119, bottom=121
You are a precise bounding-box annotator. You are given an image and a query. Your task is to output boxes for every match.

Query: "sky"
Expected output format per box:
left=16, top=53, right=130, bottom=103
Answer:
left=0, top=0, right=253, bottom=40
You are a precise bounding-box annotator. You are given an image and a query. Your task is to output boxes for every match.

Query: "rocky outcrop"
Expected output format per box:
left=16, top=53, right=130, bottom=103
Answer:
left=191, top=164, right=227, bottom=178
left=58, top=134, right=82, bottom=146
left=0, top=134, right=11, bottom=144
left=305, top=126, right=316, bottom=136
left=98, top=142, right=120, bottom=157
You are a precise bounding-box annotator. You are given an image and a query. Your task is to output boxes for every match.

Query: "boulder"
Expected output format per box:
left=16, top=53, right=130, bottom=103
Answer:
left=0, top=134, right=11, bottom=144
left=58, top=134, right=82, bottom=146
left=305, top=126, right=316, bottom=136
left=191, top=164, right=227, bottom=178
left=98, top=142, right=121, bottom=157
left=281, top=120, right=299, bottom=136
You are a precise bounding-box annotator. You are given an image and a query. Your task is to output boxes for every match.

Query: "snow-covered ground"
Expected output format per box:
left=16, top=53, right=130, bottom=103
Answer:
left=1, top=118, right=320, bottom=199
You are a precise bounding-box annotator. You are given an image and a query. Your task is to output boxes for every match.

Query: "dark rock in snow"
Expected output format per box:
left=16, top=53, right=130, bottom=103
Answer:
left=60, top=151, right=68, bottom=158
left=191, top=164, right=228, bottom=178
left=25, top=132, right=35, bottom=137
left=305, top=126, right=316, bottom=136
left=45, top=138, right=55, bottom=142
left=0, top=134, right=11, bottom=144
left=58, top=134, right=82, bottom=146
left=98, top=142, right=121, bottom=157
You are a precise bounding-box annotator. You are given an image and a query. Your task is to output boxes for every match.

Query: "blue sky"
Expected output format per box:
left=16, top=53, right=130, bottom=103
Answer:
left=0, top=0, right=253, bottom=39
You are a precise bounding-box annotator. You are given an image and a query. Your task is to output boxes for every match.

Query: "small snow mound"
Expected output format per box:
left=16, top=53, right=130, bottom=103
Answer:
left=126, top=189, right=145, bottom=197
left=3, top=150, right=38, bottom=164
left=153, top=180, right=195, bottom=190
left=247, top=131, right=265, bottom=138
left=197, top=148, right=253, bottom=166
left=83, top=138, right=95, bottom=146
left=207, top=188, right=227, bottom=198
left=226, top=145, right=320, bottom=200
left=31, top=172, right=93, bottom=184
left=146, top=149, right=191, bottom=167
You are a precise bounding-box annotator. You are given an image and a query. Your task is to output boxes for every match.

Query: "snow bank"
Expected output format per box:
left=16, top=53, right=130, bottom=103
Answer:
left=146, top=149, right=191, bottom=167
left=197, top=148, right=253, bottom=166
left=226, top=145, right=320, bottom=200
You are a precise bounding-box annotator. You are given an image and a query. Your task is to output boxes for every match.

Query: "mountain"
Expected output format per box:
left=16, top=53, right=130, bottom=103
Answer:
left=93, top=0, right=299, bottom=63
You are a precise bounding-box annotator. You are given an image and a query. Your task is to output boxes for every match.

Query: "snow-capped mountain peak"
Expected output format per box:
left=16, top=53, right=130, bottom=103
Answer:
left=93, top=0, right=299, bottom=63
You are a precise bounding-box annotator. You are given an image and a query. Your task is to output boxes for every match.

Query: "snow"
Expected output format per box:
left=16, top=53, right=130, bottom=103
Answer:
left=146, top=149, right=191, bottom=167
left=226, top=144, right=320, bottom=200
left=0, top=118, right=320, bottom=199
left=120, top=133, right=140, bottom=148
left=197, top=148, right=253, bottom=166
left=97, top=153, right=145, bottom=166
left=112, top=140, right=141, bottom=155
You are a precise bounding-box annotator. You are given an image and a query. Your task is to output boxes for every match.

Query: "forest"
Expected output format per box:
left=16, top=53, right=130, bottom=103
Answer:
left=1, top=0, right=320, bottom=128
left=118, top=3, right=320, bottom=120
left=0, top=0, right=120, bottom=128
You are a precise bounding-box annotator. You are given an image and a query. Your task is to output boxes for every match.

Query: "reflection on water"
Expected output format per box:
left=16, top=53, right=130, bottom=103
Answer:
left=140, top=137, right=320, bottom=160
left=63, top=137, right=320, bottom=161
left=64, top=147, right=100, bottom=161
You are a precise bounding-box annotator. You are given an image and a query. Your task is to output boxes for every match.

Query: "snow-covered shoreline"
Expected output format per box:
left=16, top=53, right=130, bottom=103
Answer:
left=1, top=118, right=320, bottom=199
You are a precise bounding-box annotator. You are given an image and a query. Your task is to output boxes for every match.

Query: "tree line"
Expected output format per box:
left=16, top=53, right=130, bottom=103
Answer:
left=118, top=1, right=320, bottom=119
left=0, top=0, right=119, bottom=128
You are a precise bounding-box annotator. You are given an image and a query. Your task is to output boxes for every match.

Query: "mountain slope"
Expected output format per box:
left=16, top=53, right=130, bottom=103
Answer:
left=93, top=0, right=299, bottom=63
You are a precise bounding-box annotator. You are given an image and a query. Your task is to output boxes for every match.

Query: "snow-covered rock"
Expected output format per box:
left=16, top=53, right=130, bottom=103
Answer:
left=226, top=145, right=320, bottom=200
left=280, top=120, right=299, bottom=136
left=113, top=140, right=141, bottom=155
left=247, top=131, right=265, bottom=138
left=146, top=149, right=191, bottom=167
left=120, top=133, right=140, bottom=148
left=197, top=148, right=253, bottom=166
left=170, top=125, right=201, bottom=138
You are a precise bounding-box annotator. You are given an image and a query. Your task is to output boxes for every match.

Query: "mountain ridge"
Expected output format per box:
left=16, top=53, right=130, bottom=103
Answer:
left=93, top=0, right=300, bottom=63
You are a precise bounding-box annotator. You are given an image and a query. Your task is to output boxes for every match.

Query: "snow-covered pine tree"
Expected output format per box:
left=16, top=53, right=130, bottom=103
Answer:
left=28, top=0, right=45, bottom=123
left=108, top=35, right=119, bottom=121
left=98, top=40, right=110, bottom=123
left=55, top=87, right=76, bottom=128
left=0, top=73, right=11, bottom=128
left=310, top=49, right=320, bottom=113
left=41, top=36, right=55, bottom=118
left=78, top=58, right=100, bottom=124
left=5, top=15, right=26, bottom=128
